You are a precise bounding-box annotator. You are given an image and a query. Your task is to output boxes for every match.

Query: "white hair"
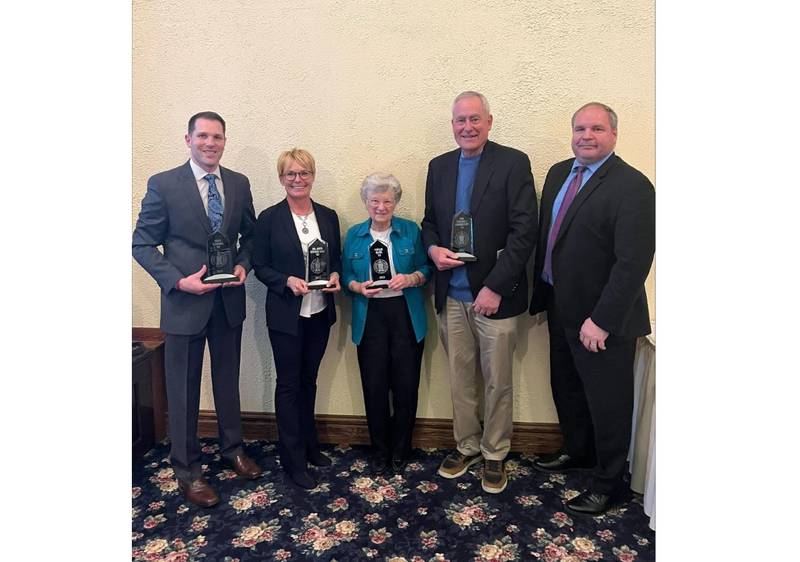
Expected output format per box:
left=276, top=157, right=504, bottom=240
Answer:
left=360, top=172, right=402, bottom=204
left=452, top=91, right=491, bottom=115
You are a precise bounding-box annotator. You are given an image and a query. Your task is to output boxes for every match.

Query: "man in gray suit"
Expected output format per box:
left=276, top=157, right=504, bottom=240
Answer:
left=133, top=111, right=260, bottom=507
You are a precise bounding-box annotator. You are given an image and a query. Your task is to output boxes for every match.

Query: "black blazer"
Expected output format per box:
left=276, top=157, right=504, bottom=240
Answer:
left=132, top=161, right=256, bottom=335
left=252, top=198, right=342, bottom=336
left=421, top=140, right=538, bottom=318
left=529, top=154, right=655, bottom=338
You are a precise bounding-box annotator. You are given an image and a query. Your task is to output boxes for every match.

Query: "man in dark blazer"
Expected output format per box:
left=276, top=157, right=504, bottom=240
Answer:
left=133, top=111, right=261, bottom=507
left=422, top=91, right=537, bottom=494
left=529, top=102, right=655, bottom=516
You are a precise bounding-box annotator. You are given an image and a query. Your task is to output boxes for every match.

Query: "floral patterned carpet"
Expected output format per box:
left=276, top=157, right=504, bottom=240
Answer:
left=132, top=439, right=654, bottom=561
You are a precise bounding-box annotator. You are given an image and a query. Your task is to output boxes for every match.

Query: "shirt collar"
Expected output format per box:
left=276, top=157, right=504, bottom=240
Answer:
left=189, top=158, right=221, bottom=182
left=574, top=151, right=613, bottom=175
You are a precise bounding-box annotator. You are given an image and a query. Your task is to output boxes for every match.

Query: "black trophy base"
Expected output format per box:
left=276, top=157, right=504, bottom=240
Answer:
left=307, top=279, right=330, bottom=290
left=203, top=273, right=238, bottom=284
left=454, top=252, right=477, bottom=262
left=370, top=281, right=390, bottom=289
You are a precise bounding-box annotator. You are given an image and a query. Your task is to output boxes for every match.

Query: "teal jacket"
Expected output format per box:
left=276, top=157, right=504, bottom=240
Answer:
left=342, top=216, right=431, bottom=345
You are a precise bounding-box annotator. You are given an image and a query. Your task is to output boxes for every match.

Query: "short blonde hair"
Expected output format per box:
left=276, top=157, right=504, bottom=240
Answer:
left=277, top=148, right=316, bottom=177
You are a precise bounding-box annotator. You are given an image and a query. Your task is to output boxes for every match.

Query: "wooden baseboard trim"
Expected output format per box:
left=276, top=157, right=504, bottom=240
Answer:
left=133, top=327, right=165, bottom=343
left=133, top=327, right=563, bottom=453
left=199, top=411, right=562, bottom=454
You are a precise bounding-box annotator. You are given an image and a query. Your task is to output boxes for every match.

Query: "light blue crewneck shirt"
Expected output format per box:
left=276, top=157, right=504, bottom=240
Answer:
left=448, top=152, right=481, bottom=301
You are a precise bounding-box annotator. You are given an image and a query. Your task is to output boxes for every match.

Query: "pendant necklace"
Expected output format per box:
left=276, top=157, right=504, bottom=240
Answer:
left=296, top=213, right=310, bottom=234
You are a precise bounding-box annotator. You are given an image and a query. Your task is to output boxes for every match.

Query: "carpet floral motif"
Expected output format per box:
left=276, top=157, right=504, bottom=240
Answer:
left=290, top=513, right=360, bottom=556
left=132, top=439, right=655, bottom=561
left=444, top=496, right=498, bottom=531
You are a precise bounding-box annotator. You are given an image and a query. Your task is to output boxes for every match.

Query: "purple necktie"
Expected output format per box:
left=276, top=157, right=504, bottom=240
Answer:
left=543, top=165, right=586, bottom=281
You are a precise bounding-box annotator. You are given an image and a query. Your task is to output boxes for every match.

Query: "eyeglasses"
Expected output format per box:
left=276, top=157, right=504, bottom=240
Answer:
left=282, top=170, right=313, bottom=181
left=367, top=199, right=396, bottom=208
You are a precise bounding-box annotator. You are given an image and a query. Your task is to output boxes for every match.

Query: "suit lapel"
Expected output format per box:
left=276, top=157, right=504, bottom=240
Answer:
left=441, top=150, right=459, bottom=222
left=180, top=161, right=212, bottom=235
left=469, top=141, right=495, bottom=214
left=280, top=199, right=305, bottom=259
left=541, top=160, right=573, bottom=238
left=555, top=154, right=617, bottom=246
left=219, top=166, right=237, bottom=234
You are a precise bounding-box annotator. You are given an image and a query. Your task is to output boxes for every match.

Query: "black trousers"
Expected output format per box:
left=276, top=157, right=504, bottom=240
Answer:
left=546, top=288, right=635, bottom=494
left=356, top=297, right=424, bottom=461
left=164, top=291, right=244, bottom=481
left=268, top=309, right=330, bottom=476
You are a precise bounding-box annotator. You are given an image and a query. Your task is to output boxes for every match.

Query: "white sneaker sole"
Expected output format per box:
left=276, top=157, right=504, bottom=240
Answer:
left=437, top=455, right=483, bottom=479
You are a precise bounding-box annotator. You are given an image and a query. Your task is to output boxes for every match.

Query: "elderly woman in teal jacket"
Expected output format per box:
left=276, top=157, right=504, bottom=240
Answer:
left=342, top=172, right=430, bottom=475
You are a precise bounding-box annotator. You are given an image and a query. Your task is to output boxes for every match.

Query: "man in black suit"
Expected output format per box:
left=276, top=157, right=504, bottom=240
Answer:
left=133, top=111, right=261, bottom=507
left=529, top=102, right=655, bottom=516
left=422, top=91, right=537, bottom=494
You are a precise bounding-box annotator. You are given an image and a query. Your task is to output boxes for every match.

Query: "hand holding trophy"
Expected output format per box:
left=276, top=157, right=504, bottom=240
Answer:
left=203, top=232, right=239, bottom=283
left=451, top=211, right=477, bottom=262
left=306, top=238, right=331, bottom=290
left=368, top=239, right=391, bottom=289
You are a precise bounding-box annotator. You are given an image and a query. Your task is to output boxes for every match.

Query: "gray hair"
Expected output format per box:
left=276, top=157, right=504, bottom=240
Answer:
left=453, top=91, right=491, bottom=116
left=360, top=172, right=402, bottom=204
left=571, top=102, right=618, bottom=130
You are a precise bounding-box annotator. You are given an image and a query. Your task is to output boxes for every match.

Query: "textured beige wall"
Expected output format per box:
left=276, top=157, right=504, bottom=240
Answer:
left=132, top=0, right=654, bottom=422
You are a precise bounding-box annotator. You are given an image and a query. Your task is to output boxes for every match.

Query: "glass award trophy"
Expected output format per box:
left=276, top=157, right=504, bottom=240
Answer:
left=369, top=239, right=391, bottom=289
left=203, top=232, right=239, bottom=284
left=306, top=238, right=330, bottom=290
left=451, top=212, right=477, bottom=262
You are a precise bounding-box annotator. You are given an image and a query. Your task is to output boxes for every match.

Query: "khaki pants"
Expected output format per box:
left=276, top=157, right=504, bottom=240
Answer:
left=439, top=298, right=518, bottom=461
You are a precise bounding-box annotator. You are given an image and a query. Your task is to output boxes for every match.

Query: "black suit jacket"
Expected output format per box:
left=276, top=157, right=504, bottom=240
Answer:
left=530, top=154, right=655, bottom=338
left=252, top=199, right=342, bottom=336
left=132, top=161, right=256, bottom=335
left=421, top=140, right=538, bottom=318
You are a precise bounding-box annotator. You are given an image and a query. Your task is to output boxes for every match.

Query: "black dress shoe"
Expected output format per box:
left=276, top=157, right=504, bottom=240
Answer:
left=532, top=452, right=593, bottom=473
left=370, top=456, right=388, bottom=475
left=307, top=450, right=332, bottom=467
left=391, top=457, right=407, bottom=473
left=564, top=490, right=616, bottom=516
left=289, top=470, right=317, bottom=490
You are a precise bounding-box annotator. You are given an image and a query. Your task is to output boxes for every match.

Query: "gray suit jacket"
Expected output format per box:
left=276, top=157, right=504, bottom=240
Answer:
left=133, top=160, right=256, bottom=335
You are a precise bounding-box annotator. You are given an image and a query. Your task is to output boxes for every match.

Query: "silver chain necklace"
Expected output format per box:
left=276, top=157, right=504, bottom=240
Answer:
left=295, top=213, right=310, bottom=234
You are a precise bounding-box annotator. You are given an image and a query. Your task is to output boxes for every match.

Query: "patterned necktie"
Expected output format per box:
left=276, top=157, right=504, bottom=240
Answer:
left=543, top=165, right=586, bottom=281
left=204, top=173, right=223, bottom=232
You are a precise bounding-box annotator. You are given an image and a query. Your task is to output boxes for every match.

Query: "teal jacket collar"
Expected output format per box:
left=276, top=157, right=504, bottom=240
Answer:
left=352, top=217, right=400, bottom=238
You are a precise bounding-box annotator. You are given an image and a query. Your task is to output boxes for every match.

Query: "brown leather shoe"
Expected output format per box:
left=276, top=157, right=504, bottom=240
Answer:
left=226, top=453, right=262, bottom=480
left=178, top=476, right=220, bottom=508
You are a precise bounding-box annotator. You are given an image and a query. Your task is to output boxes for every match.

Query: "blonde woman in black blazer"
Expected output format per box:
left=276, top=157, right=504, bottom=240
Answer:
left=252, top=148, right=342, bottom=489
